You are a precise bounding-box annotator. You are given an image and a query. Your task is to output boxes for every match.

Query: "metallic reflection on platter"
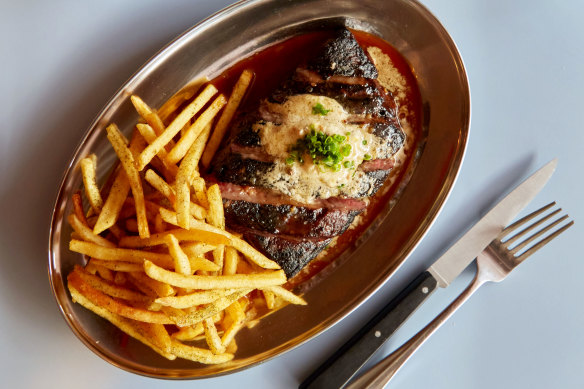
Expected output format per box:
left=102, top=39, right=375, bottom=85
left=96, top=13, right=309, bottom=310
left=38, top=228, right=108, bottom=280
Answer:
left=48, top=0, right=469, bottom=379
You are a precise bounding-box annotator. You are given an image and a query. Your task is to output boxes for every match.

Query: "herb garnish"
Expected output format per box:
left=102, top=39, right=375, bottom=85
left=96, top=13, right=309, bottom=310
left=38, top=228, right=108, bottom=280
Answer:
left=312, top=103, right=331, bottom=116
left=287, top=126, right=354, bottom=171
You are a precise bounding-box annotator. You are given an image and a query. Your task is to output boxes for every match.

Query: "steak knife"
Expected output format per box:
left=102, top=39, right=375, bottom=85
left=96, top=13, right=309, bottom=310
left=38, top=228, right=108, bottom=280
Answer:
left=299, top=159, right=557, bottom=389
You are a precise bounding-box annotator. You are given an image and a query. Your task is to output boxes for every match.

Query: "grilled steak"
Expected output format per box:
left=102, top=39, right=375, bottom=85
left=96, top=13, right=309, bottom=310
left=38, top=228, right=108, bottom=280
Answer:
left=211, top=29, right=405, bottom=277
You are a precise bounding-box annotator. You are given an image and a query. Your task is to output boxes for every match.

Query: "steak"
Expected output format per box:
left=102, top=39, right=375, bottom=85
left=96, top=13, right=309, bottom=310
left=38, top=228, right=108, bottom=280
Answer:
left=210, top=29, right=405, bottom=277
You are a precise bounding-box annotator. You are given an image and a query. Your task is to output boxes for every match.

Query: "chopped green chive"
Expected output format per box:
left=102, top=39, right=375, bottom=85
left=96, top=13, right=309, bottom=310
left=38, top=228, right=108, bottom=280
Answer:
left=286, top=126, right=357, bottom=172
left=312, top=103, right=331, bottom=116
left=363, top=154, right=372, bottom=161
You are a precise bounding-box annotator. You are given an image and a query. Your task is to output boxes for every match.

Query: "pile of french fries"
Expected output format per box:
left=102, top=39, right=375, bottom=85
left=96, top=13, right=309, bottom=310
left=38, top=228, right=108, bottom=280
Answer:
left=67, top=69, right=306, bottom=364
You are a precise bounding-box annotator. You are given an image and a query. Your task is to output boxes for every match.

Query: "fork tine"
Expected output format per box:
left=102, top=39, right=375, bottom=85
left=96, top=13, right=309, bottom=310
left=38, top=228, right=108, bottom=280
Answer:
left=515, top=219, right=574, bottom=262
left=498, top=202, right=556, bottom=243
left=510, top=214, right=569, bottom=255
left=503, top=208, right=561, bottom=247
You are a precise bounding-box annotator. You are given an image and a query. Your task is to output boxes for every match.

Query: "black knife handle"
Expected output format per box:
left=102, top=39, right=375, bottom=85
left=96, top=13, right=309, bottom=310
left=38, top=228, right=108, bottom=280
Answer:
left=299, top=271, right=438, bottom=389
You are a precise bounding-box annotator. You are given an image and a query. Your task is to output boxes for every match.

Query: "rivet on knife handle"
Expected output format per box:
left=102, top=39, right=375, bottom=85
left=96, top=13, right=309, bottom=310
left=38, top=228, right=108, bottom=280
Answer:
left=299, top=271, right=438, bottom=389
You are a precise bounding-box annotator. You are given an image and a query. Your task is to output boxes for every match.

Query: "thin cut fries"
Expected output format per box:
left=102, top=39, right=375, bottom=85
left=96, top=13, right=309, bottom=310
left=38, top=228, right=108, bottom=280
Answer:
left=68, top=214, right=115, bottom=248
left=72, top=265, right=151, bottom=303
left=172, top=322, right=204, bottom=341
left=80, top=155, right=103, bottom=213
left=137, top=84, right=218, bottom=170
left=130, top=95, right=166, bottom=137
left=118, top=228, right=230, bottom=248
left=170, top=339, right=233, bottom=364
left=166, top=95, right=226, bottom=165
left=135, top=123, right=178, bottom=177
left=201, top=69, right=253, bottom=168
left=70, top=240, right=174, bottom=266
left=68, top=73, right=307, bottom=365
left=106, top=124, right=150, bottom=238
left=69, top=271, right=173, bottom=324
left=261, top=285, right=307, bottom=306
left=68, top=286, right=176, bottom=360
left=155, top=289, right=239, bottom=309
left=88, top=259, right=145, bottom=273
left=165, top=234, right=192, bottom=275
left=144, top=260, right=286, bottom=290
left=93, top=168, right=131, bottom=234
left=203, top=318, right=226, bottom=354
left=72, top=191, right=89, bottom=227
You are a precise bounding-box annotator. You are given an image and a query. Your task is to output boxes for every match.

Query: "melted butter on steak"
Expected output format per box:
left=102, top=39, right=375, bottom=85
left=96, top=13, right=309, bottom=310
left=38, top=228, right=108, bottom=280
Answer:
left=256, top=94, right=395, bottom=203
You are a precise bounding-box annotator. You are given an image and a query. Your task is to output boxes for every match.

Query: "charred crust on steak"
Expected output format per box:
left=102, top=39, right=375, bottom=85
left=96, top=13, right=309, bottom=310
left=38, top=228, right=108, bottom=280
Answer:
left=307, top=29, right=378, bottom=80
left=224, top=199, right=359, bottom=238
left=242, top=233, right=332, bottom=277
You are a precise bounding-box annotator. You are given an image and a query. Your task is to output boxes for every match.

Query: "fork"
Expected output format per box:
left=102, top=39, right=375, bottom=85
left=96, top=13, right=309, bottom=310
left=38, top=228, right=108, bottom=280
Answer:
left=346, top=202, right=574, bottom=389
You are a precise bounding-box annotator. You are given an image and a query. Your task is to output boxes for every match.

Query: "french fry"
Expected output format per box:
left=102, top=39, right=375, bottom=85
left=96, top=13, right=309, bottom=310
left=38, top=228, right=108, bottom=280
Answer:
left=158, top=207, right=198, bottom=229
left=221, top=300, right=246, bottom=347
left=127, top=271, right=175, bottom=298
left=165, top=234, right=191, bottom=275
left=207, top=183, right=226, bottom=275
left=189, top=257, right=221, bottom=273
left=72, top=265, right=150, bottom=303
left=170, top=339, right=233, bottom=364
left=261, top=285, right=307, bottom=306
left=223, top=247, right=239, bottom=275
left=118, top=228, right=230, bottom=248
left=68, top=285, right=176, bottom=360
left=70, top=240, right=174, bottom=268
left=88, top=259, right=144, bottom=273
left=68, top=214, right=115, bottom=248
left=166, top=95, right=225, bottom=165
left=154, top=213, right=166, bottom=233
left=229, top=236, right=281, bottom=270
left=212, top=246, right=225, bottom=274
left=72, top=191, right=89, bottom=227
left=167, top=289, right=252, bottom=327
left=155, top=289, right=238, bottom=309
left=135, top=123, right=178, bottom=178
left=182, top=242, right=216, bottom=258
left=144, top=169, right=175, bottom=203
left=130, top=95, right=166, bottom=137
left=80, top=155, right=103, bottom=213
left=174, top=123, right=215, bottom=229
left=144, top=260, right=286, bottom=289
left=93, top=168, right=131, bottom=235
left=225, top=338, right=238, bottom=354
left=157, top=80, right=206, bottom=124
left=137, top=84, right=218, bottom=170
left=262, top=290, right=276, bottom=310
left=191, top=177, right=209, bottom=209
left=171, top=322, right=204, bottom=341
left=68, top=271, right=173, bottom=324
left=206, top=184, right=225, bottom=230
left=190, top=202, right=207, bottom=220
left=106, top=124, right=150, bottom=238
left=201, top=69, right=253, bottom=168
left=203, top=317, right=226, bottom=354
left=94, top=265, right=115, bottom=282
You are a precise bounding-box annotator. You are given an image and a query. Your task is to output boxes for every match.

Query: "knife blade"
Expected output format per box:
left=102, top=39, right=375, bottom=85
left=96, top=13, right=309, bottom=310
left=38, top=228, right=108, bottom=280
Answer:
left=299, top=159, right=557, bottom=389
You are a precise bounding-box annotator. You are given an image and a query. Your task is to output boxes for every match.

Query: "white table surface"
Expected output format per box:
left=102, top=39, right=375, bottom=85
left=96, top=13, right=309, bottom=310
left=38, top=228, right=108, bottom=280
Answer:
left=1, top=0, right=583, bottom=388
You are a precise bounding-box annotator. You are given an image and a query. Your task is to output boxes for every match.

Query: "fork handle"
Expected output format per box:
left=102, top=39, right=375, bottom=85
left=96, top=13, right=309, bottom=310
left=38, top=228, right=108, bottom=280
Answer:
left=346, top=273, right=486, bottom=389
left=299, top=271, right=438, bottom=389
